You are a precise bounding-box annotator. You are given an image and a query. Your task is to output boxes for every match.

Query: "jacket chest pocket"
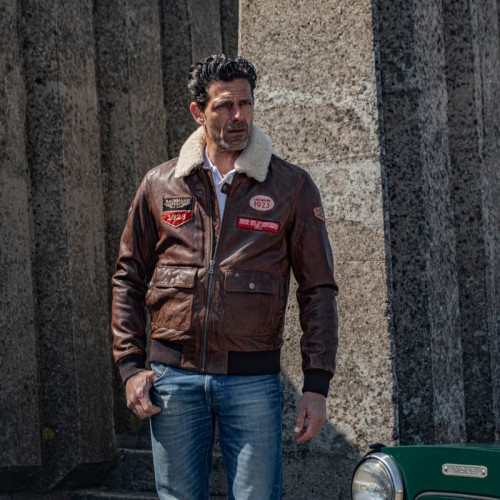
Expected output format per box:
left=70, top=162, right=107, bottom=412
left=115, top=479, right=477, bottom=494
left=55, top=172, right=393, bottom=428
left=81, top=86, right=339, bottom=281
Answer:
left=147, top=266, right=196, bottom=331
left=222, top=270, right=280, bottom=337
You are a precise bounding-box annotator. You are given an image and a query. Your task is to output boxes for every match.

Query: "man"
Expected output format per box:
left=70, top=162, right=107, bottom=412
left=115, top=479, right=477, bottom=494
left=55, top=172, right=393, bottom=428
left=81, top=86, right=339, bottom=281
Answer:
left=112, top=54, right=338, bottom=500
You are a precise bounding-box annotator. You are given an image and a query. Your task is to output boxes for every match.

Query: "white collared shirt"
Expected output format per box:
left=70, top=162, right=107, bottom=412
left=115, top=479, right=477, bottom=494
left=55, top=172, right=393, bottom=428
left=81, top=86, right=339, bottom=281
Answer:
left=203, top=148, right=236, bottom=221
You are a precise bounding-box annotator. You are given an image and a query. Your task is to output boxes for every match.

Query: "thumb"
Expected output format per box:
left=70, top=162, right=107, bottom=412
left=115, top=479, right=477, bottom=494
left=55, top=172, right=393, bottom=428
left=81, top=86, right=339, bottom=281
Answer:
left=294, top=405, right=307, bottom=436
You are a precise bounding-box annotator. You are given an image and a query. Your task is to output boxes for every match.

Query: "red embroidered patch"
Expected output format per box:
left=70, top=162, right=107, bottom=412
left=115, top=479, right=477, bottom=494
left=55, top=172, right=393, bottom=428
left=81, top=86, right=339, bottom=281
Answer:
left=162, top=197, right=194, bottom=227
left=237, top=217, right=280, bottom=233
left=313, top=205, right=325, bottom=222
left=162, top=210, right=193, bottom=227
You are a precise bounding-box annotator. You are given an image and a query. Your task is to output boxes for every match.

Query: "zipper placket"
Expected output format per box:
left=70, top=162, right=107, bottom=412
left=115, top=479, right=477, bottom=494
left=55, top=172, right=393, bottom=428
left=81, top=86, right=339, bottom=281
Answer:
left=200, top=169, right=237, bottom=372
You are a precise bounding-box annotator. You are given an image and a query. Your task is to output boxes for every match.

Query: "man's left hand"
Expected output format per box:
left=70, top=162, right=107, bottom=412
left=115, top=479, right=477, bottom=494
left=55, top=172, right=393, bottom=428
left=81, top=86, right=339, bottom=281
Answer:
left=294, top=392, right=327, bottom=443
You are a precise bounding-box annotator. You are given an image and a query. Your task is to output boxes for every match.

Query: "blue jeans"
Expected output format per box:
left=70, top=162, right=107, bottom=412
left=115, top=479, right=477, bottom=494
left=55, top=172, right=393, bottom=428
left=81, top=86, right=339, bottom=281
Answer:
left=149, top=364, right=283, bottom=500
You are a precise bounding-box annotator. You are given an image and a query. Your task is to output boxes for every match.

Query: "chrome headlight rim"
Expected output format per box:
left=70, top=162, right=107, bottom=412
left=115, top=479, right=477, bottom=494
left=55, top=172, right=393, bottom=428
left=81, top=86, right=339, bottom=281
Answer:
left=352, top=451, right=404, bottom=500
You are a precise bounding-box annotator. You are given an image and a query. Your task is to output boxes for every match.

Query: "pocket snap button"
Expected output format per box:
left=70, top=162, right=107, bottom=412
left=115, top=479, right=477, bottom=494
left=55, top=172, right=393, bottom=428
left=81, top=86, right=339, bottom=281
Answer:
left=249, top=282, right=256, bottom=290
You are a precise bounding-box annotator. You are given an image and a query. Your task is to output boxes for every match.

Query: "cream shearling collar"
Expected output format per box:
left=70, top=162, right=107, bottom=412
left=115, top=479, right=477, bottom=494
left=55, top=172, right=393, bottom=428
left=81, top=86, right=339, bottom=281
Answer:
left=174, top=124, right=273, bottom=183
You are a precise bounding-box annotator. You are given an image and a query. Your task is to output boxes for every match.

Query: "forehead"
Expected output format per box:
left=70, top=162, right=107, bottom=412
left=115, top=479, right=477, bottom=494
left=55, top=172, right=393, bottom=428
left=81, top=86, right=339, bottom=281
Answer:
left=206, top=78, right=252, bottom=102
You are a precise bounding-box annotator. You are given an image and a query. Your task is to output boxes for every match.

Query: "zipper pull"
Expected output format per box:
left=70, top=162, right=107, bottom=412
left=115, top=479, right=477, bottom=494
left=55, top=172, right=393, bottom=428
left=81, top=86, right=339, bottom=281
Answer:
left=209, top=259, right=215, bottom=275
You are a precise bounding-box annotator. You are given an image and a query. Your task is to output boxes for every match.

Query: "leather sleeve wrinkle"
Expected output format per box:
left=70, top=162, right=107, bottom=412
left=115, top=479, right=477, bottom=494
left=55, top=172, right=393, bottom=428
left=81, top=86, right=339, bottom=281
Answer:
left=111, top=174, right=158, bottom=371
left=287, top=172, right=338, bottom=386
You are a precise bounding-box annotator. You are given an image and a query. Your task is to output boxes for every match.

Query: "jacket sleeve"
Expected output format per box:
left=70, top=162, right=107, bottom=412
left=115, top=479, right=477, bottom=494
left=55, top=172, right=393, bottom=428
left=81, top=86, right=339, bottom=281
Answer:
left=289, top=172, right=339, bottom=397
left=111, top=174, right=158, bottom=383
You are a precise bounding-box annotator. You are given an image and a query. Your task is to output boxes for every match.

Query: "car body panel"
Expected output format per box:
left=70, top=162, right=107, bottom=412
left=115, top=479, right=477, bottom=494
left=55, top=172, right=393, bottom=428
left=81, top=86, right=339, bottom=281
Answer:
left=377, top=443, right=500, bottom=499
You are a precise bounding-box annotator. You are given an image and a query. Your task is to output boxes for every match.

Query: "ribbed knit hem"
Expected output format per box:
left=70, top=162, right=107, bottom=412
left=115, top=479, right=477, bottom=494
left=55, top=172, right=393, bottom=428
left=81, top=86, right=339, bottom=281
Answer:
left=116, top=353, right=146, bottom=384
left=302, top=369, right=333, bottom=397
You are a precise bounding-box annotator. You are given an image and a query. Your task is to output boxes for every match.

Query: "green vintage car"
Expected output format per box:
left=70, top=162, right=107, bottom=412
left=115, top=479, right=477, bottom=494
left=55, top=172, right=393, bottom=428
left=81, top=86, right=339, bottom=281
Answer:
left=351, top=442, right=500, bottom=499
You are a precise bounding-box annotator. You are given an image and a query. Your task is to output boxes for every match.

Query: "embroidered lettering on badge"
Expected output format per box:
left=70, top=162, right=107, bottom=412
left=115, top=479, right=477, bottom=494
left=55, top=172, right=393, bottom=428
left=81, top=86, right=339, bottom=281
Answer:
left=249, top=195, right=275, bottom=211
left=162, top=197, right=194, bottom=227
left=313, top=205, right=326, bottom=222
left=237, top=217, right=280, bottom=233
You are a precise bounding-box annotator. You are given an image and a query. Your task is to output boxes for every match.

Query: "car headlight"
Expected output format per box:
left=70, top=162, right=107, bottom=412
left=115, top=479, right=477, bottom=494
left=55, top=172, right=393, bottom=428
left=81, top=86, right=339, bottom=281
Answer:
left=352, top=452, right=404, bottom=500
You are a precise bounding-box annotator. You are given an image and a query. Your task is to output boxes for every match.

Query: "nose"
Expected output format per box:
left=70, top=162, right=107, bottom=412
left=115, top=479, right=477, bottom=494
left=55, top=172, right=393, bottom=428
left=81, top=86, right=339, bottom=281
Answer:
left=232, top=103, right=243, bottom=120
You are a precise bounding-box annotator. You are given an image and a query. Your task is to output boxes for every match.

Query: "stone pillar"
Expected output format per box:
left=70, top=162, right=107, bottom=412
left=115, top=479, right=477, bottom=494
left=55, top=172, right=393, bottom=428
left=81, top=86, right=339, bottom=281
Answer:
left=94, top=0, right=168, bottom=446
left=442, top=0, right=500, bottom=442
left=374, top=0, right=465, bottom=445
left=0, top=0, right=42, bottom=488
left=239, top=0, right=500, bottom=495
left=240, top=2, right=394, bottom=497
left=15, top=0, right=115, bottom=488
left=159, top=0, right=233, bottom=158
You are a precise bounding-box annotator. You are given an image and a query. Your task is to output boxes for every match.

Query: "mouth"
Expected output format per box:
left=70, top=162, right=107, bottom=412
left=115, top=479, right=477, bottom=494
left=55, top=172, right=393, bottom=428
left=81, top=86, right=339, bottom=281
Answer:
left=226, top=123, right=247, bottom=135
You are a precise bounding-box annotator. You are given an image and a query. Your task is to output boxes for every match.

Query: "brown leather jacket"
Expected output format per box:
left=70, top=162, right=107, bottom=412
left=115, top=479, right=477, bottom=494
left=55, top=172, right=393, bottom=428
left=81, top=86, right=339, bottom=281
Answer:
left=112, top=125, right=338, bottom=396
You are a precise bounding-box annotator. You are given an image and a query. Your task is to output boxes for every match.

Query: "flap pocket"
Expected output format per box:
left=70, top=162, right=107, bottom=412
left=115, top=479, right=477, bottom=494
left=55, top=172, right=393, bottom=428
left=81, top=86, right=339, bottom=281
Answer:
left=154, top=266, right=197, bottom=288
left=224, top=270, right=279, bottom=294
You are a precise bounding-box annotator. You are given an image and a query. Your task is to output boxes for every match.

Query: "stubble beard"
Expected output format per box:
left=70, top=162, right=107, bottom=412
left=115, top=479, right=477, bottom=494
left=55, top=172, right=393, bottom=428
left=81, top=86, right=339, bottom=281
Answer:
left=214, top=123, right=252, bottom=153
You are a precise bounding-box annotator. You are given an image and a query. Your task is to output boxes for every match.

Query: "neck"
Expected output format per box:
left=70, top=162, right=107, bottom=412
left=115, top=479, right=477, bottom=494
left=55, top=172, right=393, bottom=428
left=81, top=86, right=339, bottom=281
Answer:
left=206, top=143, right=241, bottom=176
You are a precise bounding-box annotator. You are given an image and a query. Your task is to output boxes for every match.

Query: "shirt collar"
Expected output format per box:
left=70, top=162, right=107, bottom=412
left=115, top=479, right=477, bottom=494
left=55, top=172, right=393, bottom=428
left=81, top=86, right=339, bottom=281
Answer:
left=203, top=147, right=236, bottom=186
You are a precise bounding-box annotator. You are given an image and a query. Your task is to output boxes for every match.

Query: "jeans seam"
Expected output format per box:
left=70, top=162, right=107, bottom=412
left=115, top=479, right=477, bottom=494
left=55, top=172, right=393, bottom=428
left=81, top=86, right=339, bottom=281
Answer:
left=203, top=413, right=215, bottom=499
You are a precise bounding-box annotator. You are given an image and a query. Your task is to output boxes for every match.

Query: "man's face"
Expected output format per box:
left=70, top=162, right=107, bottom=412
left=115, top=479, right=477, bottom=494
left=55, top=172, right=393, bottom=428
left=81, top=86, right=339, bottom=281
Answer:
left=191, top=78, right=254, bottom=153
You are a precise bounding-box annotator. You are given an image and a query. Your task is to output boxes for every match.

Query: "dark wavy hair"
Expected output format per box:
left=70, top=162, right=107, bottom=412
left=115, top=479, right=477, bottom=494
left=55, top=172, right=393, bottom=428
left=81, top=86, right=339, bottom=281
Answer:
left=188, top=54, right=257, bottom=109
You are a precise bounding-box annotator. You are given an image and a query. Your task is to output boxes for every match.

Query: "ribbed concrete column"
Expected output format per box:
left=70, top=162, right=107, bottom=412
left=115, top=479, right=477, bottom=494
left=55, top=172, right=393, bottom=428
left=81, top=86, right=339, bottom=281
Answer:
left=374, top=0, right=465, bottom=445
left=240, top=2, right=394, bottom=497
left=238, top=0, right=500, bottom=494
left=94, top=0, right=168, bottom=446
left=94, top=0, right=168, bottom=301
left=159, top=0, right=237, bottom=157
left=0, top=0, right=41, bottom=488
left=19, top=0, right=114, bottom=488
left=443, top=0, right=500, bottom=443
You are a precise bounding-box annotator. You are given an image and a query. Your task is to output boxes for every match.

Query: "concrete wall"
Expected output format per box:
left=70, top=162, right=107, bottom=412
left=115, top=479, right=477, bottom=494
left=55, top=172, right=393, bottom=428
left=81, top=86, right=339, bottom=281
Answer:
left=0, top=0, right=238, bottom=492
left=1, top=0, right=499, bottom=497
left=241, top=0, right=500, bottom=496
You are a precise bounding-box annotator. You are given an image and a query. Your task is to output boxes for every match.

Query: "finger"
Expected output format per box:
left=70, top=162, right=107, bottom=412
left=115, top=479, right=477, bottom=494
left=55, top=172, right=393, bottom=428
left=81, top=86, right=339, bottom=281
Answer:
left=296, top=415, right=324, bottom=443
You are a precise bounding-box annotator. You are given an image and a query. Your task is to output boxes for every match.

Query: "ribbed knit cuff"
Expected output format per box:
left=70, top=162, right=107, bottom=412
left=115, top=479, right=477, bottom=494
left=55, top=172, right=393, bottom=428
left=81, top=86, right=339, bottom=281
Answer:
left=302, top=369, right=333, bottom=397
left=117, top=354, right=147, bottom=384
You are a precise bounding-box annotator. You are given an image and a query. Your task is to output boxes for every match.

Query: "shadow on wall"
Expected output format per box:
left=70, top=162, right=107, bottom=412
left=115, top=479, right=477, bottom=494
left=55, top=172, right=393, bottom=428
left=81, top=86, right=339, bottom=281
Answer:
left=111, top=371, right=362, bottom=499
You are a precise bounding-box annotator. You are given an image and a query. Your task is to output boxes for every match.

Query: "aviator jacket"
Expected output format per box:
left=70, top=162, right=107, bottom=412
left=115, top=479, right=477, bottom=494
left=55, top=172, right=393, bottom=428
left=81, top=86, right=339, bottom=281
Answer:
left=111, top=124, right=339, bottom=396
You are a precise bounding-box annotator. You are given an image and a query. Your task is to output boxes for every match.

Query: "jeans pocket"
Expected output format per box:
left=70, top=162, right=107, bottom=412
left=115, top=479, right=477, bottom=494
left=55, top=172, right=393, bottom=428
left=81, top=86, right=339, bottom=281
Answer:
left=150, top=362, right=169, bottom=385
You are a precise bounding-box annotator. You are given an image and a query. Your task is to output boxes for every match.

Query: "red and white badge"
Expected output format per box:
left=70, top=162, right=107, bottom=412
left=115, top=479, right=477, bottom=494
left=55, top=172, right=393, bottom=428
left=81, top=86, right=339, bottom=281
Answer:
left=237, top=217, right=280, bottom=233
left=313, top=205, right=326, bottom=222
left=249, top=195, right=275, bottom=211
left=162, top=197, right=194, bottom=227
left=162, top=210, right=193, bottom=227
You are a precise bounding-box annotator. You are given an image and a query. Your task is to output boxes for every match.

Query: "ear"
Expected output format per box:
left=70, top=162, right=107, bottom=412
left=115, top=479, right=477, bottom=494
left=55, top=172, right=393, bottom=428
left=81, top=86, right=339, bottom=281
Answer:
left=190, top=102, right=205, bottom=126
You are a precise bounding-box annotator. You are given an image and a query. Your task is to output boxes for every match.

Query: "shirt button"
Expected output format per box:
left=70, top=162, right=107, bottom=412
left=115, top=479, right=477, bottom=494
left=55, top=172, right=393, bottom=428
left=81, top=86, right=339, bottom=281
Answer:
left=249, top=282, right=255, bottom=290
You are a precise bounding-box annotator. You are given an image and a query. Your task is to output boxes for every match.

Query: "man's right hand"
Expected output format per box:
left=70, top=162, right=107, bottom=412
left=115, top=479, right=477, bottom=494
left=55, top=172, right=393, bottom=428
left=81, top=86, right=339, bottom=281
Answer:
left=125, top=370, right=161, bottom=420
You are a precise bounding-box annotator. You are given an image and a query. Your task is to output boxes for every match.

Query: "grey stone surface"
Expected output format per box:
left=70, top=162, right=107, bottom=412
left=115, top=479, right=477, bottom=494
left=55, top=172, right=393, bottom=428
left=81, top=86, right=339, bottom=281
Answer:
left=442, top=0, right=500, bottom=443
left=373, top=0, right=466, bottom=444
left=2, top=0, right=500, bottom=496
left=159, top=0, right=227, bottom=158
left=219, top=0, right=239, bottom=57
left=17, top=0, right=115, bottom=488
left=0, top=0, right=41, bottom=476
left=93, top=0, right=168, bottom=442
left=240, top=1, right=393, bottom=497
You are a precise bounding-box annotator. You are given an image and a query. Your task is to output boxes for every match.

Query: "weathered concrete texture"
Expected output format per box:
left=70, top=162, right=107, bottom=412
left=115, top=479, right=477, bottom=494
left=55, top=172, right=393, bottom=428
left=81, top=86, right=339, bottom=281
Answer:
left=94, top=0, right=168, bottom=445
left=20, top=0, right=114, bottom=488
left=373, top=0, right=466, bottom=444
left=160, top=0, right=232, bottom=158
left=94, top=0, right=168, bottom=282
left=219, top=0, right=239, bottom=58
left=442, top=0, right=500, bottom=442
left=240, top=0, right=394, bottom=495
left=0, top=0, right=41, bottom=482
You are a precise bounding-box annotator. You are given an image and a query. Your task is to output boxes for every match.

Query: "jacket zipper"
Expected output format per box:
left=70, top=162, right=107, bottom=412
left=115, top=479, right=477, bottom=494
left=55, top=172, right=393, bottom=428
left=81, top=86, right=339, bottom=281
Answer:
left=200, top=169, right=237, bottom=372
left=201, top=169, right=218, bottom=372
